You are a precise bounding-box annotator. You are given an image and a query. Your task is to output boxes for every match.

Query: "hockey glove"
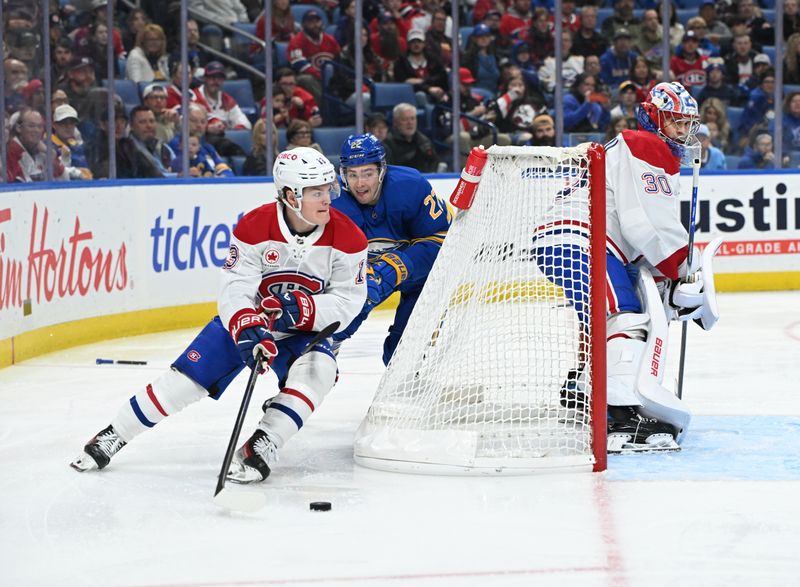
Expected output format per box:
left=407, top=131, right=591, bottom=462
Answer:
left=665, top=237, right=723, bottom=331
left=229, top=310, right=278, bottom=371
left=366, top=252, right=414, bottom=307
left=260, top=291, right=316, bottom=332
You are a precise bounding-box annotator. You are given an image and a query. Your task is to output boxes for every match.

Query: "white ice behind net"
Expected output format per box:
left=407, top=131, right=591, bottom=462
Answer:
left=354, top=145, right=597, bottom=473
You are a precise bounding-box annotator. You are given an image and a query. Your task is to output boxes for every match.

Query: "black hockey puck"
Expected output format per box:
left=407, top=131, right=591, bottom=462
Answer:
left=309, top=501, right=331, bottom=512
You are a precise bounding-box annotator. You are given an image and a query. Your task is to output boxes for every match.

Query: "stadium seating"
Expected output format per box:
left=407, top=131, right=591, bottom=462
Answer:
left=223, top=79, right=257, bottom=122
left=726, top=106, right=745, bottom=135
left=226, top=129, right=253, bottom=154
left=312, top=126, right=357, bottom=159
left=230, top=155, right=246, bottom=176
left=761, top=46, right=776, bottom=67
left=459, top=27, right=474, bottom=50
left=275, top=42, right=289, bottom=68
left=231, top=22, right=258, bottom=60
left=102, top=79, right=139, bottom=109
left=567, top=132, right=606, bottom=147
left=370, top=82, right=417, bottom=115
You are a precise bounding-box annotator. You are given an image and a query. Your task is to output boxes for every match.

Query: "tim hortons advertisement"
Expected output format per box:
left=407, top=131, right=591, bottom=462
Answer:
left=1, top=172, right=798, bottom=341
left=0, top=182, right=269, bottom=341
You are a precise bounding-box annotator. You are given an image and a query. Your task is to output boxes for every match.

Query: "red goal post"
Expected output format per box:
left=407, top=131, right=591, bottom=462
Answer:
left=355, top=144, right=607, bottom=474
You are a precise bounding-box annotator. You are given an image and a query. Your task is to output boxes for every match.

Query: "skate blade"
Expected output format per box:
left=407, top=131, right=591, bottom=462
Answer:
left=213, top=487, right=267, bottom=513
left=69, top=453, right=98, bottom=472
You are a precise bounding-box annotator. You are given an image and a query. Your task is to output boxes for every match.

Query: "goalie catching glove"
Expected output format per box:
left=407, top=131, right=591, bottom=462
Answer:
left=665, top=237, right=723, bottom=330
left=229, top=309, right=278, bottom=371
left=366, top=252, right=414, bottom=307
left=260, top=291, right=316, bottom=332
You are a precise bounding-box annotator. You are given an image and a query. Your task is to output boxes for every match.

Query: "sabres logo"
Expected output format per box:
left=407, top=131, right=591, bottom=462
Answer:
left=264, top=248, right=281, bottom=265
left=187, top=350, right=201, bottom=362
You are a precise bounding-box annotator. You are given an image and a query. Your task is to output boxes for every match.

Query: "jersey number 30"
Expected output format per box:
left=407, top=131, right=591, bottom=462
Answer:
left=641, top=172, right=673, bottom=196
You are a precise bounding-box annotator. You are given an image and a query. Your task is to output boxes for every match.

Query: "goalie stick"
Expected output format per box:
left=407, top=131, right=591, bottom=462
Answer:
left=676, top=149, right=701, bottom=400
left=213, top=321, right=341, bottom=513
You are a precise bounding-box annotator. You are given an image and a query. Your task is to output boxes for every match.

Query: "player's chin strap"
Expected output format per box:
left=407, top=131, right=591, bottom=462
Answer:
left=665, top=236, right=724, bottom=331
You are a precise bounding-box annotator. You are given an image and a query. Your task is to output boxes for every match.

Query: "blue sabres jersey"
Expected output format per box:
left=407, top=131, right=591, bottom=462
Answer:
left=333, top=165, right=451, bottom=292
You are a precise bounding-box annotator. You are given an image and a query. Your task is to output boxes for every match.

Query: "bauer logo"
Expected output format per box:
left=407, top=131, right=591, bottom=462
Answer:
left=187, top=350, right=201, bottom=362
left=150, top=207, right=243, bottom=273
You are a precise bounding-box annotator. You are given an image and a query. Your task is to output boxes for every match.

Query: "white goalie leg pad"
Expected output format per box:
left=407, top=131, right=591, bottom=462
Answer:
left=111, top=368, right=208, bottom=442
left=606, top=311, right=649, bottom=406
left=259, top=351, right=338, bottom=449
left=635, top=268, right=692, bottom=443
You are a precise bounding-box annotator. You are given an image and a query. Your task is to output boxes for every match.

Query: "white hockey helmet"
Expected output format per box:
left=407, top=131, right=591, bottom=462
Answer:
left=273, top=147, right=340, bottom=215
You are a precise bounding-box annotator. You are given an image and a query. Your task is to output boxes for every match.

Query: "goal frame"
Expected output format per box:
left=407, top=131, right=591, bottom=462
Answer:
left=356, top=144, right=607, bottom=474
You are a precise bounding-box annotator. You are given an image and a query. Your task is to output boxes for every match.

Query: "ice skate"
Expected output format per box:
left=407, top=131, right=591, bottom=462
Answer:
left=607, top=405, right=680, bottom=453
left=70, top=424, right=127, bottom=471
left=226, top=429, right=277, bottom=484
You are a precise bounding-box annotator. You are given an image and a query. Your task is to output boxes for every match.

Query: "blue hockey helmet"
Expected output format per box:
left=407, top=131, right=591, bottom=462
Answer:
left=339, top=133, right=386, bottom=169
left=339, top=133, right=387, bottom=193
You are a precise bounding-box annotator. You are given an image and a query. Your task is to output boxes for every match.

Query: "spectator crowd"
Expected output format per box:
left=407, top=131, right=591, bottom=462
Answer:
left=3, top=0, right=799, bottom=181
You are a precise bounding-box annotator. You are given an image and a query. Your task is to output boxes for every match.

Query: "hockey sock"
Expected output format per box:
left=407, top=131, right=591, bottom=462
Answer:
left=259, top=351, right=337, bottom=448
left=112, top=368, right=207, bottom=442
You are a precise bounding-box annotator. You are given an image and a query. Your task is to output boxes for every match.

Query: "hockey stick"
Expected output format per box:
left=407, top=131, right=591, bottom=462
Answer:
left=676, top=150, right=701, bottom=400
left=213, top=321, right=340, bottom=512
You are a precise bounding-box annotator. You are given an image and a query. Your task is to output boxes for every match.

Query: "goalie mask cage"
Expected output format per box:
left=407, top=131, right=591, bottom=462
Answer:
left=354, top=144, right=607, bottom=474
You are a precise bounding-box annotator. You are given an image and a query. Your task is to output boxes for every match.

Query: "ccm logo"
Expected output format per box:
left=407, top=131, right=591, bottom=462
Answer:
left=187, top=350, right=201, bottom=362
left=650, top=337, right=663, bottom=377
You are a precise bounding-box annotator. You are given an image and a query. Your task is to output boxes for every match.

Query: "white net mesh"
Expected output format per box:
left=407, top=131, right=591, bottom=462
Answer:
left=354, top=145, right=601, bottom=474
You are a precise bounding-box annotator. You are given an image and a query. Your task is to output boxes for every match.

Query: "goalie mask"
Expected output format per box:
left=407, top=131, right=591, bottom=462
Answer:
left=273, top=147, right=339, bottom=218
left=339, top=133, right=387, bottom=193
left=637, top=81, right=700, bottom=156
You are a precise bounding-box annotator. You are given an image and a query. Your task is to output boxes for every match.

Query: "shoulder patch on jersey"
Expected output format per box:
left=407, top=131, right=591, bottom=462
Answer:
left=232, top=202, right=287, bottom=245
left=315, top=208, right=368, bottom=254
left=621, top=130, right=680, bottom=175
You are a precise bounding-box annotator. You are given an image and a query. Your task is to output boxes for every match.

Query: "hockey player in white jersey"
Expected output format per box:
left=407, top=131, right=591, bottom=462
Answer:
left=71, top=148, right=368, bottom=482
left=534, top=81, right=722, bottom=453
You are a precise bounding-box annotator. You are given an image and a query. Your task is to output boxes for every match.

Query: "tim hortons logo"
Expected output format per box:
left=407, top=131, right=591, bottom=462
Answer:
left=650, top=337, right=664, bottom=377
left=0, top=204, right=128, bottom=311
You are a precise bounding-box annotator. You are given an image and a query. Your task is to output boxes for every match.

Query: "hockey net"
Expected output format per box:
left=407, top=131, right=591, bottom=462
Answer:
left=354, top=144, right=607, bottom=474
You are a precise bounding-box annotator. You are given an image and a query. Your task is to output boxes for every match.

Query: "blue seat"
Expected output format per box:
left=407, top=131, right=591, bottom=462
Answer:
left=278, top=128, right=287, bottom=150
left=226, top=129, right=252, bottom=154
left=677, top=8, right=697, bottom=26
left=460, top=27, right=474, bottom=50
left=231, top=21, right=258, bottom=58
left=470, top=87, right=495, bottom=102
left=223, top=79, right=257, bottom=121
left=784, top=84, right=800, bottom=95
left=762, top=9, right=775, bottom=24
left=137, top=80, right=169, bottom=99
left=726, top=106, right=744, bottom=134
left=568, top=132, right=605, bottom=147
left=312, top=126, right=357, bottom=159
left=596, top=8, right=615, bottom=28
left=725, top=155, right=742, bottom=169
left=275, top=42, right=289, bottom=68
left=290, top=5, right=328, bottom=27
left=102, top=79, right=139, bottom=108
left=230, top=155, right=246, bottom=176
left=761, top=46, right=776, bottom=67
left=370, top=82, right=417, bottom=114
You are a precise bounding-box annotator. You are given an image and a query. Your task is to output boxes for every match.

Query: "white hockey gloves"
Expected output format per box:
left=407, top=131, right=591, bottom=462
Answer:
left=665, top=237, right=723, bottom=330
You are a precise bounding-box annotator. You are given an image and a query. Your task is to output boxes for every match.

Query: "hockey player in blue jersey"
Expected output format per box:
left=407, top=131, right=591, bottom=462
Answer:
left=332, top=133, right=451, bottom=365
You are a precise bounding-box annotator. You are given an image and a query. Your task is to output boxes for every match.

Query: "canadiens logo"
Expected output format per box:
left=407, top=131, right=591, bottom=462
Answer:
left=187, top=350, right=201, bottom=362
left=223, top=244, right=239, bottom=270
left=264, top=248, right=280, bottom=265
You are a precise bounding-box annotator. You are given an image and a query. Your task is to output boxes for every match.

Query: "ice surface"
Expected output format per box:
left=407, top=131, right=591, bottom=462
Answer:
left=1, top=291, right=799, bottom=586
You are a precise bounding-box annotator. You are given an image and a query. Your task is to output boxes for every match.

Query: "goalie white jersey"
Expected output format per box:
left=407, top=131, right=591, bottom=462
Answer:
left=604, top=129, right=689, bottom=280
left=218, top=201, right=368, bottom=338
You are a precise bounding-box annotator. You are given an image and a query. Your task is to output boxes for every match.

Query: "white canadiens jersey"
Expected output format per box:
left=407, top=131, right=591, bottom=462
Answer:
left=605, top=130, right=689, bottom=280
left=218, top=201, right=368, bottom=338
